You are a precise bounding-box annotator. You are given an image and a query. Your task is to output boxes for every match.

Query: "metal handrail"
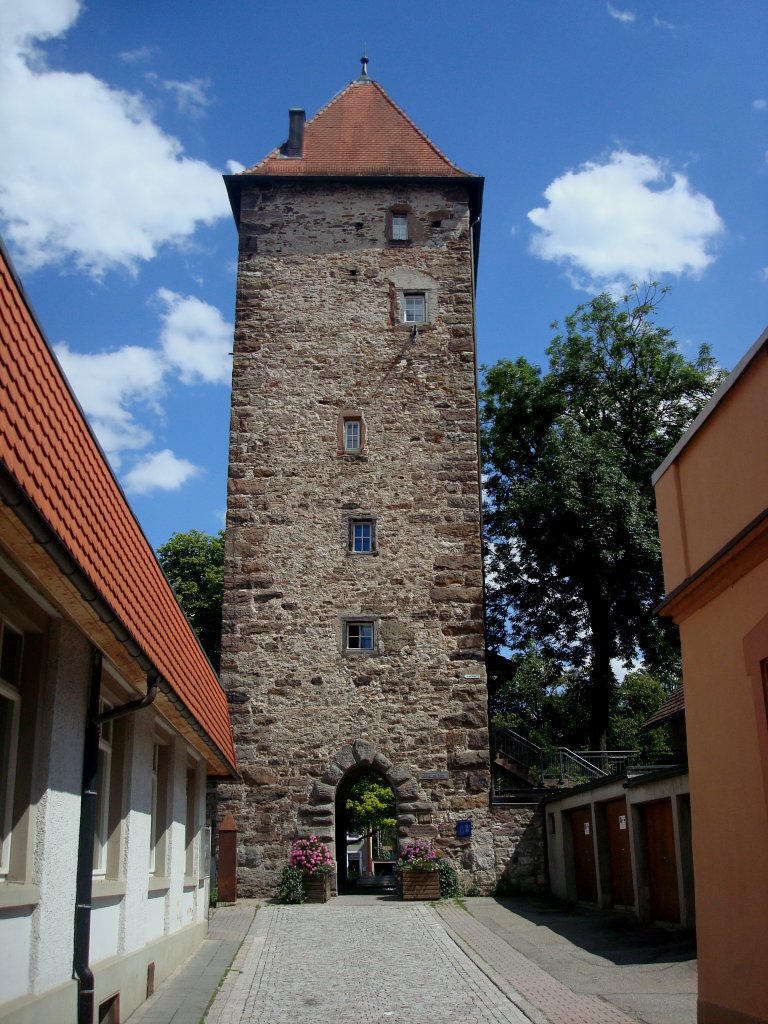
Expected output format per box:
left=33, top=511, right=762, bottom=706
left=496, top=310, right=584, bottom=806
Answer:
left=492, top=727, right=642, bottom=786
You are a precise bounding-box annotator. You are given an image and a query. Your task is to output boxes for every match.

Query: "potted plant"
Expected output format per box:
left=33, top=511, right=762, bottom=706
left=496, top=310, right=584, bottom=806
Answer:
left=397, top=839, right=441, bottom=900
left=289, top=835, right=333, bottom=903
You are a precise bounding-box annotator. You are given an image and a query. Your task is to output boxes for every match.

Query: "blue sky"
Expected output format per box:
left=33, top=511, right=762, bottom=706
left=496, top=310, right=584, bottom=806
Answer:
left=1, top=0, right=765, bottom=549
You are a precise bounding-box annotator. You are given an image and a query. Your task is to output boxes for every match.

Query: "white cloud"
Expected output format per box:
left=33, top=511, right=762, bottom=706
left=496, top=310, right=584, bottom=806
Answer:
left=607, top=4, right=636, bottom=23
left=753, top=98, right=768, bottom=111
left=54, top=291, right=231, bottom=490
left=652, top=16, right=677, bottom=30
left=760, top=267, right=768, bottom=283
left=528, top=150, right=724, bottom=291
left=155, top=288, right=232, bottom=385
left=119, top=45, right=157, bottom=65
left=165, top=77, right=210, bottom=117
left=0, top=0, right=230, bottom=275
left=54, top=342, right=164, bottom=467
left=123, top=449, right=201, bottom=495
left=226, top=159, right=246, bottom=175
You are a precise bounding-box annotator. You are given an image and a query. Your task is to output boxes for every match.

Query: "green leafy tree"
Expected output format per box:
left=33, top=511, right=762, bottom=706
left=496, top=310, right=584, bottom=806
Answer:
left=481, top=286, right=723, bottom=748
left=156, top=529, right=224, bottom=672
left=345, top=771, right=396, bottom=839
left=608, top=671, right=671, bottom=757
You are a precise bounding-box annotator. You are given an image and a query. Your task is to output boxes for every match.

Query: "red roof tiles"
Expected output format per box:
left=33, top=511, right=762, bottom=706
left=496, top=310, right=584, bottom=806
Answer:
left=0, top=246, right=237, bottom=775
left=247, top=78, right=472, bottom=178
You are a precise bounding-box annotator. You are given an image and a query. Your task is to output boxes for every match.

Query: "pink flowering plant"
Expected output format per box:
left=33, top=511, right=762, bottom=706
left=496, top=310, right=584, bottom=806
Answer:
left=397, top=839, right=438, bottom=872
left=289, top=835, right=333, bottom=876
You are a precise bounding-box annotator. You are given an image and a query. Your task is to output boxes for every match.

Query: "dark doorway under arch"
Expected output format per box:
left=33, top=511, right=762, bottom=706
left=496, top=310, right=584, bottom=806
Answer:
left=334, top=765, right=397, bottom=893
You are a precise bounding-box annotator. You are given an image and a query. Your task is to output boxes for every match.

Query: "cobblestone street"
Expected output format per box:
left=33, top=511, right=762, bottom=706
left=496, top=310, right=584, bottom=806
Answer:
left=127, top=896, right=696, bottom=1024
left=206, top=903, right=529, bottom=1024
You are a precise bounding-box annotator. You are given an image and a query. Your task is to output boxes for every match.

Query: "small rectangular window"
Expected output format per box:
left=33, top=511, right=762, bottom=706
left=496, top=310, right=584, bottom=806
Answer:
left=391, top=214, right=408, bottom=241
left=346, top=621, right=374, bottom=651
left=350, top=519, right=375, bottom=553
left=404, top=292, right=426, bottom=323
left=344, top=419, right=361, bottom=451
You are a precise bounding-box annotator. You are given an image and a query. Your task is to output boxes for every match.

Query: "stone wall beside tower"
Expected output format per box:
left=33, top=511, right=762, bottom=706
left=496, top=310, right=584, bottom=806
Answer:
left=219, top=175, right=528, bottom=896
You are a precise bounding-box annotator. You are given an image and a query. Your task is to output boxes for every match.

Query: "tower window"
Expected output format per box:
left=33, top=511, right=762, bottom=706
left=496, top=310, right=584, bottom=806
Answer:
left=404, top=292, right=427, bottom=324
left=345, top=621, right=374, bottom=651
left=349, top=518, right=376, bottom=554
left=391, top=214, right=408, bottom=241
left=344, top=419, right=361, bottom=451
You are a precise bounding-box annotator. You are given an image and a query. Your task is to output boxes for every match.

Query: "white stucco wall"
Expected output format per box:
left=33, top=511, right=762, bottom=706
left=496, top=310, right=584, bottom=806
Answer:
left=0, top=577, right=213, bottom=1024
left=29, top=619, right=87, bottom=996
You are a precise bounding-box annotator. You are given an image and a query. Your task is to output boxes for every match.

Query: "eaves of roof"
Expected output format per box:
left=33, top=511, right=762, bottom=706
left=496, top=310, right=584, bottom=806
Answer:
left=0, top=239, right=238, bottom=777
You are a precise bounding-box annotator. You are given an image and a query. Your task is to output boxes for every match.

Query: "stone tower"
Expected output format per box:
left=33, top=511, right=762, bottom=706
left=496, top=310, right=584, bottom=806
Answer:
left=221, top=65, right=508, bottom=897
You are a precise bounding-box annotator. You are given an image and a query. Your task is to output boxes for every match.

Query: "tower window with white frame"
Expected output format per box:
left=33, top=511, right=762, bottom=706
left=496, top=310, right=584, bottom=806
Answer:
left=344, top=418, right=361, bottom=452
left=391, top=214, right=408, bottom=241
left=0, top=621, right=22, bottom=877
left=404, top=291, right=427, bottom=323
left=349, top=518, right=376, bottom=554
left=345, top=620, right=375, bottom=651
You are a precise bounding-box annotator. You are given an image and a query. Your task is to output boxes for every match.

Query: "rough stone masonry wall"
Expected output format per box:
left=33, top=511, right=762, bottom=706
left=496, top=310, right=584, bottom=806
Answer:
left=219, top=180, right=541, bottom=896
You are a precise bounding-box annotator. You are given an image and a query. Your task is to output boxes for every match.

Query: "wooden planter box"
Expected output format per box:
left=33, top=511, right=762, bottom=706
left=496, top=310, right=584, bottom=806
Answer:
left=401, top=869, right=441, bottom=901
left=302, top=873, right=332, bottom=903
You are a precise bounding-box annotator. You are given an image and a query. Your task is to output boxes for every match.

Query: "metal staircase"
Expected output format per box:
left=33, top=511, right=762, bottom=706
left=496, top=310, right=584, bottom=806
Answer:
left=490, top=726, right=641, bottom=804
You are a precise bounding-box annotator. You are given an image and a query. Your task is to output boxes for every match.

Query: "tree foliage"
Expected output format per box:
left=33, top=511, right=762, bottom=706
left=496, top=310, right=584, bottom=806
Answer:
left=481, top=286, right=723, bottom=747
left=156, top=529, right=225, bottom=672
left=345, top=771, right=396, bottom=838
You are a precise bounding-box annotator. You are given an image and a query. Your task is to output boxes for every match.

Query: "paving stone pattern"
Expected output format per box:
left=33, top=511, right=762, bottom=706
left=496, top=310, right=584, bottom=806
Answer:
left=125, top=903, right=256, bottom=1024
left=206, top=903, right=530, bottom=1024
left=436, top=902, right=640, bottom=1024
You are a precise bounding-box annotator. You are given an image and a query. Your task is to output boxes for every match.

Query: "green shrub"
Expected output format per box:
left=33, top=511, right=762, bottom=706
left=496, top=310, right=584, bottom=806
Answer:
left=276, top=865, right=305, bottom=904
left=209, top=887, right=218, bottom=908
left=463, top=882, right=480, bottom=897
left=436, top=857, right=461, bottom=899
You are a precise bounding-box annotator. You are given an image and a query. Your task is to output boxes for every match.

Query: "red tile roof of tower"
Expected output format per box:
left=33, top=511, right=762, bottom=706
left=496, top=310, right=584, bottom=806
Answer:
left=0, top=242, right=237, bottom=776
left=247, top=77, right=473, bottom=178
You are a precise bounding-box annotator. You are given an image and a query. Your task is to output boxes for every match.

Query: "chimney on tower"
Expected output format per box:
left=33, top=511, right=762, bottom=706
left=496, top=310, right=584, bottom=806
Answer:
left=285, top=108, right=305, bottom=158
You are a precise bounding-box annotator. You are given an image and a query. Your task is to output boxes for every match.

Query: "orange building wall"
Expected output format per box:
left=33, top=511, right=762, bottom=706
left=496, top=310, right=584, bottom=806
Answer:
left=655, top=333, right=768, bottom=1024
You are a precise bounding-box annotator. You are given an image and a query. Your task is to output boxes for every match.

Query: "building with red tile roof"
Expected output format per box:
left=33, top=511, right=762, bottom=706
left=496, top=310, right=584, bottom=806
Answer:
left=0, top=238, right=236, bottom=1024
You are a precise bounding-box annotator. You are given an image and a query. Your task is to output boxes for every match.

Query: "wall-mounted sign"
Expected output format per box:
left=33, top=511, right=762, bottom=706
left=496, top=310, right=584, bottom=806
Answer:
left=584, top=822, right=590, bottom=835
left=456, top=820, right=472, bottom=838
left=619, top=815, right=627, bottom=830
left=418, top=771, right=450, bottom=781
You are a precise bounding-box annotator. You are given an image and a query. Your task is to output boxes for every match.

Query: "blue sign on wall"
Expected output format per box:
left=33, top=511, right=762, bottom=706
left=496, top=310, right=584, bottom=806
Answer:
left=456, top=819, right=472, bottom=838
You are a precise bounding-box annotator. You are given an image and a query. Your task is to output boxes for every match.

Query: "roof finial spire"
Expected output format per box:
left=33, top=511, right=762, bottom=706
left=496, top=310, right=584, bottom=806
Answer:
left=359, top=47, right=369, bottom=80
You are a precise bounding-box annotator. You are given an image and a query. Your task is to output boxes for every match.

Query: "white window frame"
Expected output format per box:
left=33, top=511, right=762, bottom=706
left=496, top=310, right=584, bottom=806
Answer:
left=349, top=519, right=375, bottom=554
left=345, top=620, right=375, bottom=651
left=391, top=214, right=408, bottom=241
left=149, top=743, right=159, bottom=873
left=185, top=765, right=198, bottom=878
left=93, top=699, right=113, bottom=876
left=404, top=291, right=427, bottom=324
left=344, top=419, right=361, bottom=452
left=0, top=621, right=23, bottom=877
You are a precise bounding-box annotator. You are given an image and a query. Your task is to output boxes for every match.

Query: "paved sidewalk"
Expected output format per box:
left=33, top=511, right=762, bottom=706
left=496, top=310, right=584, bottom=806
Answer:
left=125, top=901, right=257, bottom=1023
left=455, top=897, right=696, bottom=1024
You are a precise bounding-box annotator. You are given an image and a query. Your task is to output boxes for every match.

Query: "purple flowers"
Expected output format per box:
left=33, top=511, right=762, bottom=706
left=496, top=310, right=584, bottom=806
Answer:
left=397, top=839, right=438, bottom=872
left=289, top=835, right=333, bottom=876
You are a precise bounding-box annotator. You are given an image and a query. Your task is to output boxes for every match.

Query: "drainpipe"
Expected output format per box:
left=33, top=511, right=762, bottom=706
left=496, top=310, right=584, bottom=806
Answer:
left=73, top=649, right=158, bottom=1024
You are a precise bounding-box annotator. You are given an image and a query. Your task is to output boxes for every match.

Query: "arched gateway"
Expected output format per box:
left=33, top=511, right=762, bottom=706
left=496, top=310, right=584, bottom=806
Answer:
left=218, top=65, right=516, bottom=897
